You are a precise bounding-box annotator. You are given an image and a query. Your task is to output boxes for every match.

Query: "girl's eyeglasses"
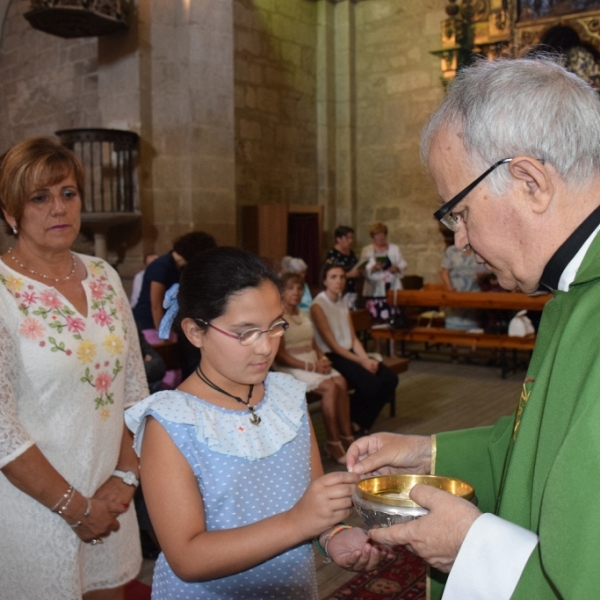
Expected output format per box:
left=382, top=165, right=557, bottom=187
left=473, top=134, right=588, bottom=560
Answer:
left=195, top=318, right=289, bottom=346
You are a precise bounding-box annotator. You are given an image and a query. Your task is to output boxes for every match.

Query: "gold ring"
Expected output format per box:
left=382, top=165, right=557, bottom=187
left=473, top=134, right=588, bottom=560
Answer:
left=90, top=538, right=103, bottom=545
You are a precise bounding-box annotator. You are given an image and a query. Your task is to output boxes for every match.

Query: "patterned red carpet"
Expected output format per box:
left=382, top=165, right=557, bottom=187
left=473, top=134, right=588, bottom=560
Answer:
left=323, top=546, right=426, bottom=600
left=124, top=579, right=151, bottom=600
left=123, top=546, right=425, bottom=600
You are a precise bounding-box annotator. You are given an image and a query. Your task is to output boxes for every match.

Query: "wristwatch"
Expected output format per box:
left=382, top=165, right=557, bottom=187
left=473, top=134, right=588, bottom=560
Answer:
left=112, top=469, right=139, bottom=487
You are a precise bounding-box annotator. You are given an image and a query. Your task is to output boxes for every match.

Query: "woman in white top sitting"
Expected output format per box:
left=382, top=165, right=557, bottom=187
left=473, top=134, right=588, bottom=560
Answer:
left=274, top=273, right=353, bottom=464
left=310, top=264, right=398, bottom=436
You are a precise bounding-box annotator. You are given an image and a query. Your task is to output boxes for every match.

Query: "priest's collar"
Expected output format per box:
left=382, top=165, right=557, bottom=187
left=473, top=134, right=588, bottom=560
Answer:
left=540, top=203, right=600, bottom=291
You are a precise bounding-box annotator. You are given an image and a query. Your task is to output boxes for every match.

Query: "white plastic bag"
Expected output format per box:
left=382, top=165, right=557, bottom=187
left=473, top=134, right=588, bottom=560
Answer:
left=508, top=309, right=535, bottom=337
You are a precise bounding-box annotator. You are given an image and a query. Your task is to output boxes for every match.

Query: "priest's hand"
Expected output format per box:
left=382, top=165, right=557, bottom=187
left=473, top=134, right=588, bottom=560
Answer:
left=366, top=484, right=481, bottom=573
left=346, top=433, right=432, bottom=477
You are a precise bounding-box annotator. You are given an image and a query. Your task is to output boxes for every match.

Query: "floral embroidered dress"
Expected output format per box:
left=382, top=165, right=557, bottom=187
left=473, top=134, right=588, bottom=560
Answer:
left=125, top=372, right=318, bottom=599
left=0, top=254, right=148, bottom=599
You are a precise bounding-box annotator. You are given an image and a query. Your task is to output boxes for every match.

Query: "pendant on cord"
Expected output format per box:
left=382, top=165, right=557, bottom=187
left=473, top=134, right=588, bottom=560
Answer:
left=248, top=407, right=261, bottom=426
left=195, top=365, right=262, bottom=426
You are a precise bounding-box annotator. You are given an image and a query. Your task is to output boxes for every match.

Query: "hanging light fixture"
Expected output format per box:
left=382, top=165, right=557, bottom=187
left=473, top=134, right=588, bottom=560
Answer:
left=24, top=0, right=129, bottom=38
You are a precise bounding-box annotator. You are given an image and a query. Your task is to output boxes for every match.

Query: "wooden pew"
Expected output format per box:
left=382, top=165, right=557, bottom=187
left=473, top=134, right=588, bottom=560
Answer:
left=350, top=309, right=409, bottom=417
left=386, top=289, right=551, bottom=311
left=372, top=288, right=551, bottom=378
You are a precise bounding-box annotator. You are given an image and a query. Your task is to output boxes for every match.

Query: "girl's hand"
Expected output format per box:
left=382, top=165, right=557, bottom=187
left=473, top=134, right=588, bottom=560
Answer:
left=290, top=471, right=359, bottom=539
left=326, top=527, right=395, bottom=571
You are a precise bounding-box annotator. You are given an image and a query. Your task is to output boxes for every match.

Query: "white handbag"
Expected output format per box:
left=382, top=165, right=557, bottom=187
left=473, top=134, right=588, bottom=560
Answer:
left=508, top=309, right=535, bottom=337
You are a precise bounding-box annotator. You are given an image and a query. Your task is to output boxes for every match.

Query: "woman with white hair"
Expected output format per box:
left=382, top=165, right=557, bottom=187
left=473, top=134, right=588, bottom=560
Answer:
left=280, top=256, right=312, bottom=311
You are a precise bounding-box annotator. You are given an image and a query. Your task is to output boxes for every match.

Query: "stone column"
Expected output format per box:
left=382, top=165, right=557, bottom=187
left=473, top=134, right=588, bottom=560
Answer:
left=316, top=0, right=358, bottom=241
left=136, top=0, right=237, bottom=253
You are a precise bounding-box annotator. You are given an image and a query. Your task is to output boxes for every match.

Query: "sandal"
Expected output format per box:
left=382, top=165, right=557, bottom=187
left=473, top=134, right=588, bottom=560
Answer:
left=340, top=434, right=355, bottom=450
left=324, top=440, right=347, bottom=465
left=351, top=424, right=369, bottom=438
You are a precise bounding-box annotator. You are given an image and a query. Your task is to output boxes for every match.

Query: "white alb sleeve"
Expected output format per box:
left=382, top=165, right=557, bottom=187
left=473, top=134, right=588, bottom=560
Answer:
left=442, top=513, right=538, bottom=599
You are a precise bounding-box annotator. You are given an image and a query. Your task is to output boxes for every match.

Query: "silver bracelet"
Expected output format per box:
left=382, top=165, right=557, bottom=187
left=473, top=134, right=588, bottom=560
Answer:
left=51, top=484, right=74, bottom=512
left=70, top=520, right=82, bottom=528
left=57, top=486, right=76, bottom=516
left=83, top=497, right=92, bottom=518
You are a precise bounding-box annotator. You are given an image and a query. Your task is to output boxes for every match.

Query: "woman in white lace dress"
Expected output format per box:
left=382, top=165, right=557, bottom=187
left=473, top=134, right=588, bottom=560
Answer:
left=0, top=138, right=148, bottom=600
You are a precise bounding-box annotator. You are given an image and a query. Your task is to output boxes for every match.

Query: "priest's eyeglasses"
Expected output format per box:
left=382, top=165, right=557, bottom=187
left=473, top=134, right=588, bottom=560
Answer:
left=434, top=157, right=513, bottom=231
left=196, top=318, right=289, bottom=346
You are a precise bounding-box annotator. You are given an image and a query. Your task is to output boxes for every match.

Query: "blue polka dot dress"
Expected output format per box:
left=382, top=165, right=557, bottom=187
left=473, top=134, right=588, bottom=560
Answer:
left=125, top=372, right=318, bottom=599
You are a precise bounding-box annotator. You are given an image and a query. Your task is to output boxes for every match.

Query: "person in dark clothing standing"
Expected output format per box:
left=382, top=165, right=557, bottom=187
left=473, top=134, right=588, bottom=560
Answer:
left=325, top=226, right=361, bottom=309
left=133, top=231, right=217, bottom=379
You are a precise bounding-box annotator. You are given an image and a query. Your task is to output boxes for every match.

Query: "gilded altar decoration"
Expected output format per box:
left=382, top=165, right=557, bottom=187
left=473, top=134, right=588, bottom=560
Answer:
left=433, top=1, right=600, bottom=89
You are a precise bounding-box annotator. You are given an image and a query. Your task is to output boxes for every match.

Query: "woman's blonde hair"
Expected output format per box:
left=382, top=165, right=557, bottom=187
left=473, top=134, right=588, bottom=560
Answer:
left=369, top=222, right=388, bottom=237
left=0, top=137, right=84, bottom=235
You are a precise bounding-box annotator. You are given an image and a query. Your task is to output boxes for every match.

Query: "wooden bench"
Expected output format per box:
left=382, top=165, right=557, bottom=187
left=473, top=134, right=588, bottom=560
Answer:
left=371, top=288, right=551, bottom=378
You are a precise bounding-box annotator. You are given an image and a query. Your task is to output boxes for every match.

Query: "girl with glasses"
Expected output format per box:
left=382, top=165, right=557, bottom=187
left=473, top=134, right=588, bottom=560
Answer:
left=125, top=247, right=391, bottom=599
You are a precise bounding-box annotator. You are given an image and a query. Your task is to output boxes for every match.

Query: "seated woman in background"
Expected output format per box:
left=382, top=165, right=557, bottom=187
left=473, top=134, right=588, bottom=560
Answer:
left=310, top=264, right=398, bottom=437
left=273, top=273, right=354, bottom=464
left=280, top=256, right=312, bottom=311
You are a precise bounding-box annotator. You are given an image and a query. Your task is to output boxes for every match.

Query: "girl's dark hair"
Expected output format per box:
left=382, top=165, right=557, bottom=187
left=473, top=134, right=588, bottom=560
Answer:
left=320, top=261, right=345, bottom=287
left=177, top=246, right=279, bottom=330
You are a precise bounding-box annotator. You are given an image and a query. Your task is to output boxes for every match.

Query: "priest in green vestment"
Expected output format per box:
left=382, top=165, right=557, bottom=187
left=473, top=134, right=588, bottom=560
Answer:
left=347, top=57, right=600, bottom=599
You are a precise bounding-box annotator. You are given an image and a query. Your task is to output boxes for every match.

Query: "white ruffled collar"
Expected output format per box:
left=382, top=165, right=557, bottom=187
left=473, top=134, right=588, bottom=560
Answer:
left=125, top=372, right=307, bottom=462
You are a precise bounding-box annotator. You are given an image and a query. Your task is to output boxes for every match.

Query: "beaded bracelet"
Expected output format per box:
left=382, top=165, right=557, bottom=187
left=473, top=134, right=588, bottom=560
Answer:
left=324, top=524, right=353, bottom=557
left=56, top=486, right=76, bottom=516
left=314, top=522, right=352, bottom=560
left=51, top=484, right=74, bottom=512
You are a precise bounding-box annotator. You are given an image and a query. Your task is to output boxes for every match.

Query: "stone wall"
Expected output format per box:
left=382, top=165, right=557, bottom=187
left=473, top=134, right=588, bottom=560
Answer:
left=0, top=0, right=450, bottom=284
left=233, top=0, right=319, bottom=216
left=0, top=0, right=100, bottom=149
left=138, top=0, right=236, bottom=256
left=352, top=0, right=447, bottom=282
left=0, top=0, right=99, bottom=254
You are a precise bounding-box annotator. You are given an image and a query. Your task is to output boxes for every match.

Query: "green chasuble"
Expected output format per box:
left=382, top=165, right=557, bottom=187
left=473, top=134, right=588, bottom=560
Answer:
left=431, top=232, right=600, bottom=599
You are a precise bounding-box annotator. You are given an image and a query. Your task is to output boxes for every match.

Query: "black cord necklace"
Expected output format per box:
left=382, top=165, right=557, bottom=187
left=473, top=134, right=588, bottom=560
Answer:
left=195, top=364, right=261, bottom=426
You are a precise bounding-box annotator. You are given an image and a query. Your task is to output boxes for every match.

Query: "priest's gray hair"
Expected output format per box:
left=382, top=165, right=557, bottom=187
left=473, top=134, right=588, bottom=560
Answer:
left=421, top=56, right=600, bottom=194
